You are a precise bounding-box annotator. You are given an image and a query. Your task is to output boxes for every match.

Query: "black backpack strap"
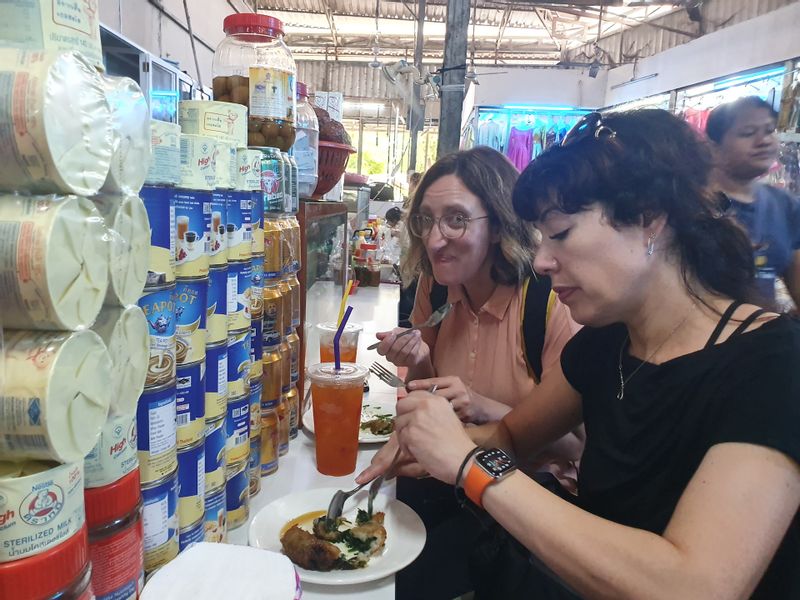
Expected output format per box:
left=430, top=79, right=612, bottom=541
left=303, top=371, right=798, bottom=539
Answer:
left=430, top=281, right=449, bottom=315
left=521, top=275, right=553, bottom=384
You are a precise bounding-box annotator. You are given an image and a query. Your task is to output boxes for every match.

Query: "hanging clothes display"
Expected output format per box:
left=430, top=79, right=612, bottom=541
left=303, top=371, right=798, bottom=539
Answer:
left=476, top=116, right=506, bottom=151
left=506, top=127, right=534, bottom=172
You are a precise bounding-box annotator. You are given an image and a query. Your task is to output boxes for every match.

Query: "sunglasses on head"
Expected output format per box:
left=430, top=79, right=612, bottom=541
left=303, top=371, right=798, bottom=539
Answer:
left=561, top=112, right=617, bottom=146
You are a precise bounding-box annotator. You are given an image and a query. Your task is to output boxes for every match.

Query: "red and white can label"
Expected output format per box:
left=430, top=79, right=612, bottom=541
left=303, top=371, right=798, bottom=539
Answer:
left=89, top=517, right=144, bottom=600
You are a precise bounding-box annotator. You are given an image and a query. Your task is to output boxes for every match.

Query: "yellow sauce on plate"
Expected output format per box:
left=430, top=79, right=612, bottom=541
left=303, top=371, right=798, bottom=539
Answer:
left=280, top=510, right=327, bottom=537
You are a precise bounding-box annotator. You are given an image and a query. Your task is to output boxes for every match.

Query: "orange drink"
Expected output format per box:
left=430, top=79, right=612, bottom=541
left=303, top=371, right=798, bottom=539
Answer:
left=317, top=322, right=362, bottom=364
left=308, top=363, right=368, bottom=476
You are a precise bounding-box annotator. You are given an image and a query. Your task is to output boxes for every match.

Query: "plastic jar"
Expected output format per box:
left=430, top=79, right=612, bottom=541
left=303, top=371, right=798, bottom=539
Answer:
left=0, top=525, right=94, bottom=600
left=294, top=82, right=319, bottom=198
left=84, top=469, right=144, bottom=599
left=213, top=13, right=297, bottom=152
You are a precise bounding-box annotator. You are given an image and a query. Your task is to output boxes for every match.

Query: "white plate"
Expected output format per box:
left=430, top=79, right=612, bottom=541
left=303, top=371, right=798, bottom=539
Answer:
left=249, top=487, right=426, bottom=585
left=303, top=399, right=396, bottom=444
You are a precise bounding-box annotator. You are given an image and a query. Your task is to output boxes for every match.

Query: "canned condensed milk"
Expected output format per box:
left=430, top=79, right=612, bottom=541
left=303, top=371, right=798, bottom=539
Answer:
left=227, top=260, right=252, bottom=332
left=141, top=470, right=179, bottom=573
left=0, top=330, right=111, bottom=463
left=179, top=100, right=247, bottom=147
left=209, top=192, right=228, bottom=267
left=177, top=440, right=205, bottom=529
left=249, top=381, right=263, bottom=439
left=203, top=487, right=227, bottom=543
left=226, top=395, right=250, bottom=464
left=204, top=342, right=228, bottom=421
left=176, top=362, right=206, bottom=448
left=225, top=460, right=249, bottom=530
left=250, top=254, right=265, bottom=319
left=178, top=518, right=205, bottom=554
left=227, top=329, right=252, bottom=399
left=179, top=134, right=217, bottom=191
left=251, top=190, right=265, bottom=256
left=0, top=460, right=85, bottom=562
left=146, top=121, right=181, bottom=187
left=226, top=190, right=252, bottom=262
left=175, top=278, right=208, bottom=366
left=173, top=189, right=212, bottom=278
left=206, top=266, right=228, bottom=346
left=136, top=385, right=177, bottom=485
left=84, top=412, right=138, bottom=489
left=138, top=284, right=177, bottom=389
left=140, top=185, right=176, bottom=287
left=204, top=416, right=226, bottom=494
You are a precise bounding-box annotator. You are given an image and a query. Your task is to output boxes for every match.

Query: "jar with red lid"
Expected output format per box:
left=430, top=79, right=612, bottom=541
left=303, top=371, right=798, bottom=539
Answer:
left=213, top=13, right=297, bottom=151
left=84, top=469, right=144, bottom=600
left=0, top=525, right=95, bottom=600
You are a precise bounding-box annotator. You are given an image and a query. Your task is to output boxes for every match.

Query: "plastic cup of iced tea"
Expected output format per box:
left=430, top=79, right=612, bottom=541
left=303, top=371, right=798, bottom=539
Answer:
left=317, top=321, right=362, bottom=363
left=308, top=363, right=368, bottom=476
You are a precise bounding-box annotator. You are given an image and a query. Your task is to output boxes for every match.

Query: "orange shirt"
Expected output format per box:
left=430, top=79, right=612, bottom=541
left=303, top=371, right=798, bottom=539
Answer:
left=412, top=274, right=578, bottom=407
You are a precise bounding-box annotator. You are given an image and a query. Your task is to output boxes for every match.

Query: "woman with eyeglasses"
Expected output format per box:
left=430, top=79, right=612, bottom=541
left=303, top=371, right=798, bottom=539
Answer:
left=361, top=110, right=800, bottom=599
left=371, top=147, right=582, bottom=600
left=706, top=96, right=800, bottom=311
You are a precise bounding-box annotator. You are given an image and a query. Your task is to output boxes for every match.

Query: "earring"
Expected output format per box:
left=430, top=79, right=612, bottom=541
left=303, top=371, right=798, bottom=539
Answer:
left=647, top=235, right=655, bottom=256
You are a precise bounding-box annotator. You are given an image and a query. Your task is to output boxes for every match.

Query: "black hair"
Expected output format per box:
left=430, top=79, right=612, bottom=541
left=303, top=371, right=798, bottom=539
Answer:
left=512, top=109, right=757, bottom=307
left=385, top=207, right=402, bottom=225
left=706, top=96, right=778, bottom=143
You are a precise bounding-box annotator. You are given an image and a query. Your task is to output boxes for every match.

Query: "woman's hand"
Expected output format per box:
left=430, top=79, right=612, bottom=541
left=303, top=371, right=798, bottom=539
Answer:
left=408, top=376, right=511, bottom=424
left=355, top=432, right=428, bottom=484
left=394, top=390, right=476, bottom=485
left=375, top=328, right=431, bottom=369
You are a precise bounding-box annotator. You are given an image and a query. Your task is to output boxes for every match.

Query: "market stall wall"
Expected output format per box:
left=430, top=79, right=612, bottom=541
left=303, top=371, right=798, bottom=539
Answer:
left=604, top=1, right=800, bottom=107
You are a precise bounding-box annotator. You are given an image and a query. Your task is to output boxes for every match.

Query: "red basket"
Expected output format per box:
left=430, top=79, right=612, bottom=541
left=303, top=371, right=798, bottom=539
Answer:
left=313, top=141, right=356, bottom=198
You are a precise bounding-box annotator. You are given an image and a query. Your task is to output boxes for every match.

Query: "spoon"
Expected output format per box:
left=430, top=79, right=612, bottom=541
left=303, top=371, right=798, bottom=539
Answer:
left=367, top=302, right=453, bottom=351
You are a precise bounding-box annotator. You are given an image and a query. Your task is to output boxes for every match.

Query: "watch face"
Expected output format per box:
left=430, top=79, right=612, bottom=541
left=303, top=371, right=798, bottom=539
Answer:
left=477, top=448, right=515, bottom=477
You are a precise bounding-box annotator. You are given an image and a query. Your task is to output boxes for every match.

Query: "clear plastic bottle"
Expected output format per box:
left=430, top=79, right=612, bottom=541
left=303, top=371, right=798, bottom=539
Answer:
left=212, top=13, right=297, bottom=151
left=294, top=81, right=319, bottom=198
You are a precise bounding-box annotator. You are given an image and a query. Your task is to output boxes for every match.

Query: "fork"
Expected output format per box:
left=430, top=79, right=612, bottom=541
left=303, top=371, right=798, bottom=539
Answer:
left=369, top=362, right=406, bottom=389
left=366, top=302, right=453, bottom=350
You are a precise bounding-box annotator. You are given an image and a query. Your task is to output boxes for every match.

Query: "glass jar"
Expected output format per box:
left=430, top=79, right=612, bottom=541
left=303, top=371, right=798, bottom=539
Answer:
left=294, top=81, right=319, bottom=198
left=213, top=13, right=297, bottom=151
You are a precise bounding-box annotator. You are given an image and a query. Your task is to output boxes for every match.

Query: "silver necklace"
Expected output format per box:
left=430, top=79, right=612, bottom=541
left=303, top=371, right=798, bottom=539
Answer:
left=617, top=314, right=690, bottom=400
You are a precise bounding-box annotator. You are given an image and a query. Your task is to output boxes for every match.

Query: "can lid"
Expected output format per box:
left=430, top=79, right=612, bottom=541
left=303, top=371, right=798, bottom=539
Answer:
left=0, top=525, right=89, bottom=599
left=297, top=82, right=308, bottom=99
left=223, top=13, right=284, bottom=37
left=84, top=468, right=141, bottom=530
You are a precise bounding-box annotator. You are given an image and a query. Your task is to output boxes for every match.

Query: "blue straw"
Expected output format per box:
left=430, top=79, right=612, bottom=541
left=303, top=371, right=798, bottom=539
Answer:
left=333, top=305, right=353, bottom=371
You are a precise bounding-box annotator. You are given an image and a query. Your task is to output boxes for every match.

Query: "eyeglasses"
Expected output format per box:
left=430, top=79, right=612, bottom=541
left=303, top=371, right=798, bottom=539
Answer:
left=561, top=112, right=617, bottom=146
left=408, top=213, right=490, bottom=239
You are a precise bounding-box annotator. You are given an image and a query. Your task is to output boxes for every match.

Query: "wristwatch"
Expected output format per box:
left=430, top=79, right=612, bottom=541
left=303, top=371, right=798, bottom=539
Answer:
left=462, top=448, right=516, bottom=508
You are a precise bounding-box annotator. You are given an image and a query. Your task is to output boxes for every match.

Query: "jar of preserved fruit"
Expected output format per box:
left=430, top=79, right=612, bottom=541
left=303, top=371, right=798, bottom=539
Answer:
left=213, top=13, right=297, bottom=151
left=294, top=82, right=319, bottom=198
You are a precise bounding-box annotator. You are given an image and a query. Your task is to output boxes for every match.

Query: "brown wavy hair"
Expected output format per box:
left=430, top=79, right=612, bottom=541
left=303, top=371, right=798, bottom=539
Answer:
left=401, top=146, right=537, bottom=286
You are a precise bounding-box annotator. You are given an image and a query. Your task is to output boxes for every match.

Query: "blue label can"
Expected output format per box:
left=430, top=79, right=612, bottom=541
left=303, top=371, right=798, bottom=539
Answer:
left=177, top=439, right=205, bottom=529
left=178, top=518, right=205, bottom=553
left=225, top=395, right=250, bottom=464
left=251, top=191, right=264, bottom=256
left=225, top=459, right=250, bottom=530
left=138, top=284, right=177, bottom=389
left=175, top=278, right=208, bottom=366
left=226, top=190, right=252, bottom=262
left=204, top=416, right=226, bottom=494
left=176, top=362, right=206, bottom=447
left=227, top=329, right=252, bottom=398
left=248, top=435, right=262, bottom=497
left=226, top=260, right=252, bottom=332
left=204, top=342, right=228, bottom=421
left=173, top=189, right=212, bottom=278
left=137, top=385, right=177, bottom=485
left=250, top=254, right=264, bottom=320
left=203, top=487, right=227, bottom=543
left=206, top=266, right=228, bottom=346
left=140, top=185, right=176, bottom=287
left=250, top=317, right=263, bottom=382
left=249, top=380, right=263, bottom=438
left=142, top=470, right=179, bottom=573
left=209, top=191, right=228, bottom=267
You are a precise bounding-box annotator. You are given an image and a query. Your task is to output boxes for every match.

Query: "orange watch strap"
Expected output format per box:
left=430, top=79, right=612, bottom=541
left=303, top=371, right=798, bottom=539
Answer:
left=463, top=460, right=493, bottom=508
